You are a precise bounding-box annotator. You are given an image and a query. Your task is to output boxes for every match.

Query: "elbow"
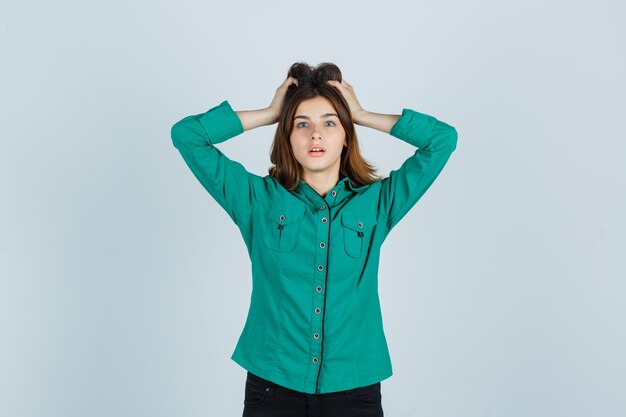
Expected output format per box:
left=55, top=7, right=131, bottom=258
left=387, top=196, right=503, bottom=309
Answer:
left=434, top=119, right=458, bottom=153
left=170, top=115, right=194, bottom=149
left=448, top=126, right=458, bottom=152
left=170, top=122, right=183, bottom=149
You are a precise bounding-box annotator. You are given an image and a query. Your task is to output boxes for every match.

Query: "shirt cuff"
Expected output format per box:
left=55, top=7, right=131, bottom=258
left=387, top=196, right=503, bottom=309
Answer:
left=197, top=100, right=245, bottom=145
left=389, top=108, right=437, bottom=149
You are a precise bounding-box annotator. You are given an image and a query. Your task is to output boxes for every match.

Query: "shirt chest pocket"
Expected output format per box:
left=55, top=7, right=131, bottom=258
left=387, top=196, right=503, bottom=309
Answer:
left=264, top=204, right=306, bottom=252
left=341, top=212, right=378, bottom=259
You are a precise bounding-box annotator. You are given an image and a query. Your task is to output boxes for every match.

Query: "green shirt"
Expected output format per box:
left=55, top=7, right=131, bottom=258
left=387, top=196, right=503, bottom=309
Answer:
left=171, top=99, right=458, bottom=394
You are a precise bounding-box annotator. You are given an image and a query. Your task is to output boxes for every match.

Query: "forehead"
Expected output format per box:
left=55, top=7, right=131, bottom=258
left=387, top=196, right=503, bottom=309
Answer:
left=294, top=96, right=336, bottom=116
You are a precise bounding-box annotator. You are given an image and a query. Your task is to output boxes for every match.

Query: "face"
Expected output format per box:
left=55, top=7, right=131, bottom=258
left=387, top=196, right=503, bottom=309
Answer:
left=289, top=96, right=347, bottom=180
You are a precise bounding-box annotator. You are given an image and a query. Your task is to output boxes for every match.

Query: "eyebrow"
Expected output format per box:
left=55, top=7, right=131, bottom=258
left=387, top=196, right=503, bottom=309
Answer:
left=293, top=113, right=338, bottom=121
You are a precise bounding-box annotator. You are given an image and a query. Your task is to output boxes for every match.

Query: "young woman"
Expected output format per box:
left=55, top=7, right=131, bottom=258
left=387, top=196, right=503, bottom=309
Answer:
left=171, top=62, right=458, bottom=417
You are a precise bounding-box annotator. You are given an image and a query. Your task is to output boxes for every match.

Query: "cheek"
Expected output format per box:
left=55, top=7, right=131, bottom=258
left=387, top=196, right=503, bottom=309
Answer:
left=290, top=133, right=307, bottom=149
left=288, top=139, right=304, bottom=160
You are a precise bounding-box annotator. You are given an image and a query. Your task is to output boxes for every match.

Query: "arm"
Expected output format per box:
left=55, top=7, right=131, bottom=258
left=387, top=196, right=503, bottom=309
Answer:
left=353, top=109, right=400, bottom=133
left=170, top=77, right=298, bottom=236
left=324, top=79, right=458, bottom=233
left=377, top=108, right=458, bottom=234
left=170, top=100, right=271, bottom=234
left=235, top=107, right=277, bottom=132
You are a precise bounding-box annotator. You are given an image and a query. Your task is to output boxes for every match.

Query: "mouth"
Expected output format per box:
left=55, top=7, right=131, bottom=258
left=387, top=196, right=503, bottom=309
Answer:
left=308, top=146, right=326, bottom=156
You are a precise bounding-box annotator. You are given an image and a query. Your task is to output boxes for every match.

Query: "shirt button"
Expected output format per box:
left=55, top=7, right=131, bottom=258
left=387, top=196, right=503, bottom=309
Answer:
left=357, top=221, right=363, bottom=228
left=320, top=205, right=326, bottom=210
left=312, top=357, right=319, bottom=364
left=331, top=191, right=337, bottom=197
left=317, top=265, right=324, bottom=271
left=279, top=214, right=285, bottom=221
left=321, top=217, right=327, bottom=223
left=319, top=242, right=325, bottom=248
left=315, top=308, right=321, bottom=314
left=313, top=333, right=320, bottom=339
left=316, top=286, right=322, bottom=292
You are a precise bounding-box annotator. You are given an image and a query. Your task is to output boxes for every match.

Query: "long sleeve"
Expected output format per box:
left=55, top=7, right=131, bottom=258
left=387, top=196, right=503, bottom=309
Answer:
left=379, top=108, right=458, bottom=234
left=170, top=100, right=268, bottom=235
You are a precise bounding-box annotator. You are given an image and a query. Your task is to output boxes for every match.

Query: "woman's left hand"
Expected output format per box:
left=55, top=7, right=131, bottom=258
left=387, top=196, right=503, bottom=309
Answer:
left=326, top=79, right=366, bottom=124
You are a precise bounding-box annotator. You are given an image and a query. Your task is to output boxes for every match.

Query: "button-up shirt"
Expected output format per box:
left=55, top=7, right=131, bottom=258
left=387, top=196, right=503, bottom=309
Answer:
left=171, top=99, right=458, bottom=394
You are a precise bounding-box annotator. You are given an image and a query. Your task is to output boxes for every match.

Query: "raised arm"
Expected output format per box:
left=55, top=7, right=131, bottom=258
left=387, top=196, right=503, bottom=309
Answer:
left=170, top=77, right=299, bottom=237
left=378, top=109, right=457, bottom=234
left=325, top=79, right=458, bottom=234
left=170, top=100, right=266, bottom=236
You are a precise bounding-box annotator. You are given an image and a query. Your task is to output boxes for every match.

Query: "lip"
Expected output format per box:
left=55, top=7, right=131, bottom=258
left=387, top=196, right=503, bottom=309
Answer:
left=308, top=145, right=326, bottom=157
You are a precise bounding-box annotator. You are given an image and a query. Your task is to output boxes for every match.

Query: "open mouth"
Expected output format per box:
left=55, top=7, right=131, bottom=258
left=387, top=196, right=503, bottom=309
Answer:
left=308, top=147, right=326, bottom=156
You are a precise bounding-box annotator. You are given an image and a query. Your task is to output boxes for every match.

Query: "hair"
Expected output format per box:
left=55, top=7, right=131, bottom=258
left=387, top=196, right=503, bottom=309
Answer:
left=268, top=62, right=382, bottom=191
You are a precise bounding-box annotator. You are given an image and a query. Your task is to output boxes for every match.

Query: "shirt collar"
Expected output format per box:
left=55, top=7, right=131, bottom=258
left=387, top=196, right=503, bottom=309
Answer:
left=296, top=177, right=363, bottom=209
left=341, top=176, right=369, bottom=194
left=298, top=176, right=368, bottom=197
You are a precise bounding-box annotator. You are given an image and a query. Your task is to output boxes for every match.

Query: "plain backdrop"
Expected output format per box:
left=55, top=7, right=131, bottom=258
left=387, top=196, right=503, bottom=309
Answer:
left=1, top=1, right=625, bottom=416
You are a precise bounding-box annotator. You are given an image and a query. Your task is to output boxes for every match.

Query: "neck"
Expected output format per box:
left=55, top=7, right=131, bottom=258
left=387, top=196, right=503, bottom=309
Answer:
left=302, top=171, right=340, bottom=198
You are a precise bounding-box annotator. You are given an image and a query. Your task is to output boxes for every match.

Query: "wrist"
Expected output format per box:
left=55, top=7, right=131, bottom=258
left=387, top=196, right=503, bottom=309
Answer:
left=266, top=107, right=280, bottom=125
left=236, top=107, right=278, bottom=131
left=352, top=108, right=368, bottom=125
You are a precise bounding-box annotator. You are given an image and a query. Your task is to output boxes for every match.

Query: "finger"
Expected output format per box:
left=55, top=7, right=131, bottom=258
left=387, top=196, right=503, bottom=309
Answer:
left=326, top=80, right=342, bottom=89
left=283, top=77, right=297, bottom=88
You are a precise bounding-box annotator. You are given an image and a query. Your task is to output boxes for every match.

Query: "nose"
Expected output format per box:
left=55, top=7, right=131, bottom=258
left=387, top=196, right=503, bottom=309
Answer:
left=310, top=122, right=322, bottom=140
left=311, top=128, right=322, bottom=140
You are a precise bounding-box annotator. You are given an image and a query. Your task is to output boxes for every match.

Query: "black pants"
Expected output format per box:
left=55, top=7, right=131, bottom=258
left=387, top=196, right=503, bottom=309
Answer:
left=242, top=371, right=384, bottom=417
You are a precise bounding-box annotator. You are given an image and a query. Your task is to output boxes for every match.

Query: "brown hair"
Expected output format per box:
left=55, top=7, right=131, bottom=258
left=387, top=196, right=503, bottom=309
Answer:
left=268, top=62, right=382, bottom=191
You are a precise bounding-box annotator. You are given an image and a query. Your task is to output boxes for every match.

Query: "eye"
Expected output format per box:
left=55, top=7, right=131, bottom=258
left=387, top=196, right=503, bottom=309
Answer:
left=295, top=121, right=336, bottom=128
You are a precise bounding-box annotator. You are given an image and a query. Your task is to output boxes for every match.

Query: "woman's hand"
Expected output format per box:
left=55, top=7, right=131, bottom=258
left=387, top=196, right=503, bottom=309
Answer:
left=268, top=76, right=298, bottom=124
left=235, top=76, right=297, bottom=131
left=326, top=79, right=366, bottom=124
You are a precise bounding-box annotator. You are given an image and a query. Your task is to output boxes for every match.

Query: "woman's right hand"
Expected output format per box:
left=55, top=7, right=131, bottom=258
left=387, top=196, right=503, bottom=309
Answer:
left=268, top=76, right=298, bottom=124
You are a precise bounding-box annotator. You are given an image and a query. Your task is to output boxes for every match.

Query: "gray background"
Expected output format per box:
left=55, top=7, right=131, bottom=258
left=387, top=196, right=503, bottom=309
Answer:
left=2, top=1, right=625, bottom=416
